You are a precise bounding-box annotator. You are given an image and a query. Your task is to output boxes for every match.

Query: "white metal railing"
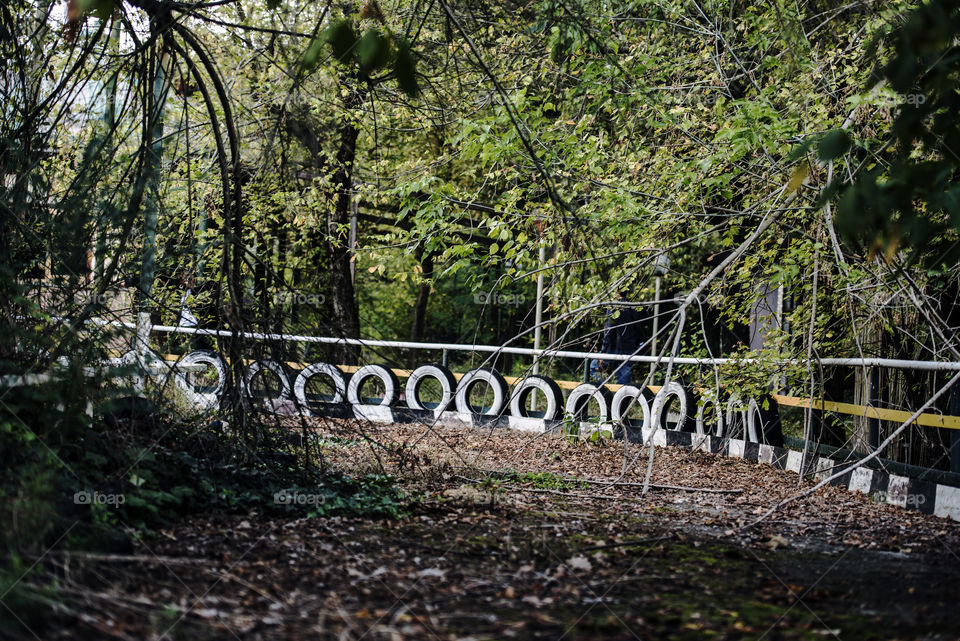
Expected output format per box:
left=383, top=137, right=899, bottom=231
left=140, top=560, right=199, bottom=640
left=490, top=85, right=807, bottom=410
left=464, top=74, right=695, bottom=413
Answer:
left=108, top=321, right=960, bottom=372
left=0, top=360, right=203, bottom=389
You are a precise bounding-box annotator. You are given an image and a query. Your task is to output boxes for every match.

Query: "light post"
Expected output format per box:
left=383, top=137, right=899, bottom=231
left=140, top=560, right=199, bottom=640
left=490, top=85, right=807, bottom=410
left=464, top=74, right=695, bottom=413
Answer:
left=531, top=239, right=547, bottom=413
left=532, top=243, right=546, bottom=375
left=650, top=253, right=670, bottom=376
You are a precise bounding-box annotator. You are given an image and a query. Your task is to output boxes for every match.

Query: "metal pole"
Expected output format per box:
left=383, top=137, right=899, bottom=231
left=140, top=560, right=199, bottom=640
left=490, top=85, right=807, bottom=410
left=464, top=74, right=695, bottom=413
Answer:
left=953, top=420, right=960, bottom=474
left=650, top=275, right=661, bottom=376
left=950, top=385, right=960, bottom=473
left=532, top=243, right=546, bottom=375
left=869, top=367, right=880, bottom=450
left=776, top=284, right=786, bottom=393
left=531, top=243, right=546, bottom=412
left=650, top=254, right=671, bottom=378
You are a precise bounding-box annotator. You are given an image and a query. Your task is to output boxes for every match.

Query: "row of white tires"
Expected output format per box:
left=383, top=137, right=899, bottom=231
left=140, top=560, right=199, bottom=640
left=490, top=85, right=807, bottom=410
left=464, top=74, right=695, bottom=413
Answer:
left=174, top=350, right=777, bottom=440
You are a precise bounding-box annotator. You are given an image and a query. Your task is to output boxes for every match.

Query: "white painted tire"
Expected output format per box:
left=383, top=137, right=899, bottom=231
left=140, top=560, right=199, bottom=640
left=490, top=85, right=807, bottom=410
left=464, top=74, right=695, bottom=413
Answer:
left=610, top=385, right=650, bottom=428
left=745, top=398, right=764, bottom=443
left=347, top=364, right=399, bottom=406
left=695, top=396, right=725, bottom=436
left=405, top=364, right=457, bottom=411
left=651, top=381, right=691, bottom=431
left=294, top=362, right=346, bottom=407
left=174, top=350, right=226, bottom=398
left=509, top=375, right=563, bottom=420
left=748, top=395, right=783, bottom=445
left=245, top=360, right=291, bottom=401
left=564, top=383, right=612, bottom=422
left=455, top=368, right=508, bottom=415
left=725, top=395, right=757, bottom=441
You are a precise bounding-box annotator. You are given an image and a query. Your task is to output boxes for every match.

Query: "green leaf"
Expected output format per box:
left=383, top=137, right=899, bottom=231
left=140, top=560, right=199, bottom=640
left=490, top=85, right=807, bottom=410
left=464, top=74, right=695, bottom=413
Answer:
left=357, top=28, right=391, bottom=72
left=77, top=0, right=114, bottom=21
left=324, top=20, right=358, bottom=64
left=817, top=129, right=851, bottom=161
left=393, top=39, right=419, bottom=98
left=785, top=136, right=817, bottom=162
left=301, top=37, right=325, bottom=71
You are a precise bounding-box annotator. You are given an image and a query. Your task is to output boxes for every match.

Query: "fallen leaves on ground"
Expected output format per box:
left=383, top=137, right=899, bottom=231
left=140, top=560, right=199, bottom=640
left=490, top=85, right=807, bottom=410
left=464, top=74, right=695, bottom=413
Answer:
left=27, top=419, right=960, bottom=640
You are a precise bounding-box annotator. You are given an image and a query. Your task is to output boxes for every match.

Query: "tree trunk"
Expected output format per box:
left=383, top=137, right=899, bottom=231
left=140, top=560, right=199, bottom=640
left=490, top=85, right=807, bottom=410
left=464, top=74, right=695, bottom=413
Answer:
left=135, top=48, right=169, bottom=364
left=95, top=14, right=121, bottom=281
left=327, top=85, right=363, bottom=363
left=409, top=248, right=434, bottom=365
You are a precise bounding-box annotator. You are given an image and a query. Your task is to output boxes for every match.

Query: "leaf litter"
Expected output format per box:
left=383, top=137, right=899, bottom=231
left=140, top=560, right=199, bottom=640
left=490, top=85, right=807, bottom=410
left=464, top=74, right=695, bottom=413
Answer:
left=39, top=419, right=960, bottom=640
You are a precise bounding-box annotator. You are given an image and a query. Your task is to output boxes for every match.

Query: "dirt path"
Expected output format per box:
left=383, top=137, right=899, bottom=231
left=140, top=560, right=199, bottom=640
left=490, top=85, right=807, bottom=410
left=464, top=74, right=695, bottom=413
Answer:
left=38, top=421, right=960, bottom=640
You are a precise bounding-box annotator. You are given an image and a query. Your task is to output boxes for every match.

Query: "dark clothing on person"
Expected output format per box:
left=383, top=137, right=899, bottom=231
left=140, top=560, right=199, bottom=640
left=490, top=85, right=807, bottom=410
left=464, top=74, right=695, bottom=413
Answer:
left=591, top=304, right=646, bottom=386
left=602, top=306, right=643, bottom=355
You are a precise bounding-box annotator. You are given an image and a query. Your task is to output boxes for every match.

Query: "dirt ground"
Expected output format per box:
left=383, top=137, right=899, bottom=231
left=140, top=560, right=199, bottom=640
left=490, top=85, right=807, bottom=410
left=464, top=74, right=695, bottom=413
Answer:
left=30, top=420, right=960, bottom=640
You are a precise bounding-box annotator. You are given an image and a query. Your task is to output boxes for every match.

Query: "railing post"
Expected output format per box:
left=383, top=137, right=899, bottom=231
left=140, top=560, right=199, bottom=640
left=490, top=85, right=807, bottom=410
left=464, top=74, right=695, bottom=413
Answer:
left=869, top=367, right=880, bottom=450
left=651, top=253, right=670, bottom=376
left=442, top=348, right=449, bottom=369
left=650, top=275, right=660, bottom=377
left=532, top=243, right=546, bottom=375
left=950, top=384, right=960, bottom=474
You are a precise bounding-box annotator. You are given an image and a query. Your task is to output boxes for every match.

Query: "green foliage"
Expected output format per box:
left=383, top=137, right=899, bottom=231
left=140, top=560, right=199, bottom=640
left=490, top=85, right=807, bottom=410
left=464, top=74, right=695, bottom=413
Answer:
left=74, top=0, right=115, bottom=21
left=556, top=415, right=613, bottom=444
left=485, top=469, right=587, bottom=491
left=6, top=4, right=960, bottom=609
left=72, top=422, right=414, bottom=527
left=323, top=20, right=358, bottom=65
left=709, top=334, right=805, bottom=402
left=0, top=555, right=60, bottom=637
left=833, top=0, right=960, bottom=264
left=308, top=17, right=419, bottom=97
left=817, top=130, right=852, bottom=162
left=1, top=386, right=414, bottom=563
left=309, top=473, right=411, bottom=519
left=584, top=425, right=614, bottom=443
left=24, top=0, right=933, bottom=390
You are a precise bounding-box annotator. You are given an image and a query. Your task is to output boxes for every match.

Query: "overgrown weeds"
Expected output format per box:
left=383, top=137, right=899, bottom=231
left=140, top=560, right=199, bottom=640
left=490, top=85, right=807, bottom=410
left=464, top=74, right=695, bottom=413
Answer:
left=0, top=381, right=414, bottom=637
